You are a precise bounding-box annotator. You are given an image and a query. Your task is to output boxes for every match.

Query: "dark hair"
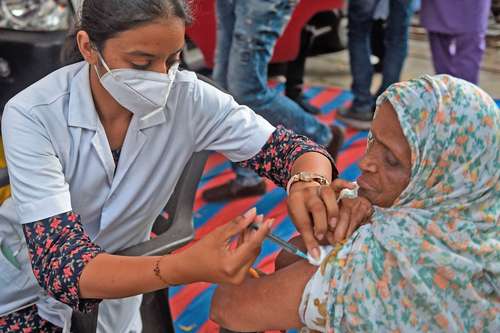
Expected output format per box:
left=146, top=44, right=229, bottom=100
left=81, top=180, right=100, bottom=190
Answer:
left=61, top=0, right=192, bottom=65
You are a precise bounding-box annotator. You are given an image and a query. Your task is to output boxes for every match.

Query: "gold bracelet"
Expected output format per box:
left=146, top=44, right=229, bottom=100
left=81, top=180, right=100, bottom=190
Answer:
left=153, top=257, right=169, bottom=286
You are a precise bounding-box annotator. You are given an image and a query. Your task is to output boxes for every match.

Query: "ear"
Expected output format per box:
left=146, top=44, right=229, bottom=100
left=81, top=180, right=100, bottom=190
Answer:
left=76, top=31, right=98, bottom=66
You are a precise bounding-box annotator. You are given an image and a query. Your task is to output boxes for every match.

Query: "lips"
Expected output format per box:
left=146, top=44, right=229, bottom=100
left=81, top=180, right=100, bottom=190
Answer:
left=357, top=175, right=377, bottom=192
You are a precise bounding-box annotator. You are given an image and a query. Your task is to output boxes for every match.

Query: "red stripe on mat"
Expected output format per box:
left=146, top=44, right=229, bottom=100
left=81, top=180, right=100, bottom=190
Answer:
left=202, top=153, right=227, bottom=173
left=170, top=282, right=212, bottom=319
left=309, top=87, right=342, bottom=108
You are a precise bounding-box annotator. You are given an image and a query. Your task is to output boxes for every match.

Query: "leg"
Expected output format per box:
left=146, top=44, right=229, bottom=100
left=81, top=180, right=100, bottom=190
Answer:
left=204, top=0, right=273, bottom=202
left=348, top=0, right=378, bottom=111
left=227, top=0, right=332, bottom=145
left=371, top=19, right=386, bottom=73
left=377, top=0, right=413, bottom=96
left=203, top=0, right=344, bottom=201
left=285, top=28, right=311, bottom=100
left=210, top=260, right=317, bottom=331
left=453, top=32, right=486, bottom=84
left=213, top=0, right=236, bottom=89
left=285, top=28, right=321, bottom=115
left=337, top=0, right=378, bottom=130
left=428, top=32, right=455, bottom=76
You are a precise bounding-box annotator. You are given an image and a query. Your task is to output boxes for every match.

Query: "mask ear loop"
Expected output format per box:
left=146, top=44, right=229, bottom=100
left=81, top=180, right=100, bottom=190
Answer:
left=91, top=42, right=111, bottom=79
left=97, top=52, right=112, bottom=73
left=167, top=62, right=180, bottom=79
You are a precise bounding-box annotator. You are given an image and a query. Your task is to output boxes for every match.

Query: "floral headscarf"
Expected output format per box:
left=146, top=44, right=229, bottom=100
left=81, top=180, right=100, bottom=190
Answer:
left=321, top=75, right=500, bottom=332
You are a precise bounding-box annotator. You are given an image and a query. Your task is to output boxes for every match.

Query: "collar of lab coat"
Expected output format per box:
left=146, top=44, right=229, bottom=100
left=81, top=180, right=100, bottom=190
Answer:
left=67, top=63, right=167, bottom=131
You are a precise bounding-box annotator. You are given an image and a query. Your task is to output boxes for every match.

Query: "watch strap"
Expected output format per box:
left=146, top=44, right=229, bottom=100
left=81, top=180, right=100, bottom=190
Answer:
left=286, top=172, right=330, bottom=194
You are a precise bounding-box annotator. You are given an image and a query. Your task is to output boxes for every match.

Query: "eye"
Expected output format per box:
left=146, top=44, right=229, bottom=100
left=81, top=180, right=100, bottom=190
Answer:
left=385, top=151, right=400, bottom=167
left=131, top=62, right=151, bottom=70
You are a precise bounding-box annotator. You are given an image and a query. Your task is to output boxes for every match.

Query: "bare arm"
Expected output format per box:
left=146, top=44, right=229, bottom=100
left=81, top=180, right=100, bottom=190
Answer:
left=23, top=209, right=271, bottom=311
left=210, top=260, right=317, bottom=331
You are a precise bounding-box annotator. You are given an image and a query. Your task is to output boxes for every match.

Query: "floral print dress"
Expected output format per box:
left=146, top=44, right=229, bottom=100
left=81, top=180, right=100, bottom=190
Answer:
left=300, top=75, right=500, bottom=332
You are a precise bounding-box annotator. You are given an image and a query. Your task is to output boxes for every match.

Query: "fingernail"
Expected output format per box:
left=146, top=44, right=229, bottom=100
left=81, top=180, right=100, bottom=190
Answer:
left=311, top=247, right=320, bottom=260
left=266, top=219, right=274, bottom=228
left=315, top=232, right=324, bottom=240
left=243, top=207, right=257, bottom=218
left=254, top=215, right=264, bottom=226
left=329, top=217, right=337, bottom=228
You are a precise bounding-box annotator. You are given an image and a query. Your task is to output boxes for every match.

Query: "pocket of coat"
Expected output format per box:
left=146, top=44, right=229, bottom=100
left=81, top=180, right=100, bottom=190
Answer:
left=0, top=239, right=31, bottom=287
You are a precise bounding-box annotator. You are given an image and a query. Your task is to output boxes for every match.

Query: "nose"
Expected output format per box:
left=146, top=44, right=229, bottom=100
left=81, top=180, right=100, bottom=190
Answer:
left=358, top=151, right=377, bottom=174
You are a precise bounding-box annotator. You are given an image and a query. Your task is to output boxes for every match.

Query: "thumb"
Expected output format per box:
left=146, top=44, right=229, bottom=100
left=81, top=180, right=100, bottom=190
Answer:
left=234, top=218, right=273, bottom=264
left=300, top=229, right=321, bottom=260
left=331, top=179, right=357, bottom=193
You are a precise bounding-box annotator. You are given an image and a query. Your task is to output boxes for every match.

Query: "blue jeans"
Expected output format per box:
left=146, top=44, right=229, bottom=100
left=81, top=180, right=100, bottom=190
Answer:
left=348, top=0, right=413, bottom=112
left=214, top=0, right=332, bottom=186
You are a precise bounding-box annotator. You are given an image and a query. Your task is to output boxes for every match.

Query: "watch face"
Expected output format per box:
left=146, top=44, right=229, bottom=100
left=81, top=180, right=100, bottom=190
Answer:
left=298, top=172, right=327, bottom=184
left=299, top=172, right=313, bottom=181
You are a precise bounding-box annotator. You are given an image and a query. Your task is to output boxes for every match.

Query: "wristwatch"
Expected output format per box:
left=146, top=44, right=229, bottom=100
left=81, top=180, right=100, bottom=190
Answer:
left=286, top=172, right=330, bottom=194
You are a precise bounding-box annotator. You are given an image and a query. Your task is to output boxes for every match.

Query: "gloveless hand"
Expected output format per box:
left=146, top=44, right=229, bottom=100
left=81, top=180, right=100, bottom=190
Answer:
left=171, top=208, right=272, bottom=285
left=287, top=178, right=357, bottom=259
left=325, top=196, right=373, bottom=244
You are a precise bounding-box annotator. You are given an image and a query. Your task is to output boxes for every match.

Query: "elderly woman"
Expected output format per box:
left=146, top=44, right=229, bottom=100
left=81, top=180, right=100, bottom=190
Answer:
left=210, top=75, right=500, bottom=332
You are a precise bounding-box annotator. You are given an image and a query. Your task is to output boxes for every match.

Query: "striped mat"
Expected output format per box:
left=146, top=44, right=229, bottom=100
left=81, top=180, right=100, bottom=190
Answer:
left=167, top=86, right=500, bottom=333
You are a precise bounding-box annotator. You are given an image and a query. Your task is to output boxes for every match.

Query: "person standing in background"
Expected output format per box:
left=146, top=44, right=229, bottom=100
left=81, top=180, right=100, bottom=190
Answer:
left=420, top=0, right=491, bottom=85
left=336, top=0, right=414, bottom=130
left=202, top=0, right=344, bottom=202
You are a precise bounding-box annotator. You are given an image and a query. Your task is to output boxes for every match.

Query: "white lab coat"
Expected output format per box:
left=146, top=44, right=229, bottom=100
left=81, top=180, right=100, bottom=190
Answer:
left=0, top=61, right=274, bottom=332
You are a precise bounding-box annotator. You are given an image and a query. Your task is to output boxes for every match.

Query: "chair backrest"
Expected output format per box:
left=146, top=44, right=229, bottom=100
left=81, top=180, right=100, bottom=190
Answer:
left=117, top=151, right=209, bottom=256
left=72, top=151, right=209, bottom=333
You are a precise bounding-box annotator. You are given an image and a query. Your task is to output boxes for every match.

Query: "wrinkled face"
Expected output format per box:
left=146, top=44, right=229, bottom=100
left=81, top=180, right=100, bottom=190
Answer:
left=357, top=102, right=412, bottom=207
left=78, top=17, right=185, bottom=74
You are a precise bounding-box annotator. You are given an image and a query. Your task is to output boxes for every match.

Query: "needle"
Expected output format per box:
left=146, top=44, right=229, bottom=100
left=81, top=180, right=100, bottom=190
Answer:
left=249, top=223, right=309, bottom=260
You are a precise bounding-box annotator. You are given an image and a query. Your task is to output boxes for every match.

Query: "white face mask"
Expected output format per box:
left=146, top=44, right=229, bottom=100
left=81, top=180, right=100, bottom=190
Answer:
left=94, top=53, right=179, bottom=119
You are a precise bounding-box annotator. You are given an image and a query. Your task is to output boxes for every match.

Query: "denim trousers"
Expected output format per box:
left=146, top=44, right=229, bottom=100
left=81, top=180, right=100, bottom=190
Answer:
left=348, top=0, right=413, bottom=113
left=214, top=0, right=332, bottom=186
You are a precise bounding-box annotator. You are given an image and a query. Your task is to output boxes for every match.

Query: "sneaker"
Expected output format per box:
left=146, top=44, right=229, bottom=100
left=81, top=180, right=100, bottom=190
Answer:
left=336, top=106, right=374, bottom=130
left=202, top=179, right=267, bottom=202
left=290, top=94, right=321, bottom=115
left=326, top=124, right=345, bottom=163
